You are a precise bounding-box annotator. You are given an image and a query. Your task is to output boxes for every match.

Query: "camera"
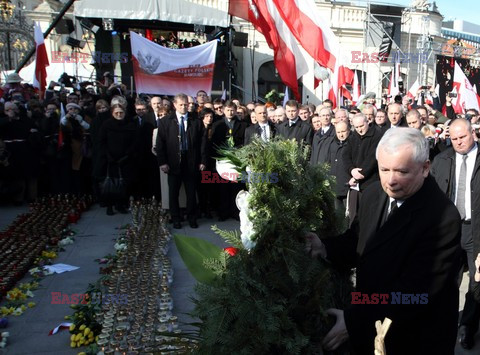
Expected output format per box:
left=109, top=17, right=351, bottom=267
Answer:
left=448, top=93, right=457, bottom=98
left=426, top=136, right=435, bottom=149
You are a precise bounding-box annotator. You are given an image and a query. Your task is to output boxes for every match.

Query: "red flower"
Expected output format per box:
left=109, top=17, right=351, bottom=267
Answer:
left=224, top=247, right=239, bottom=256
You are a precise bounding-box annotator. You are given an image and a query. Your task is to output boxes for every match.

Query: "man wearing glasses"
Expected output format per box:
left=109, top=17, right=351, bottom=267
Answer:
left=212, top=98, right=224, bottom=123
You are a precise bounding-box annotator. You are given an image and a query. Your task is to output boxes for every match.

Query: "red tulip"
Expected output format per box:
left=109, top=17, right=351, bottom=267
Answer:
left=224, top=247, right=239, bottom=256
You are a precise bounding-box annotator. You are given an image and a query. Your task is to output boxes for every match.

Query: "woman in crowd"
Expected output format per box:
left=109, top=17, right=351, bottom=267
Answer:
left=90, top=99, right=111, bottom=202
left=197, top=108, right=215, bottom=218
left=96, top=104, right=140, bottom=215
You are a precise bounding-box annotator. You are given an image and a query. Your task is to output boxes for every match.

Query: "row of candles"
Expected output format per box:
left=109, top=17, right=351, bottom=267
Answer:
left=0, top=195, right=91, bottom=298
left=95, top=199, right=197, bottom=354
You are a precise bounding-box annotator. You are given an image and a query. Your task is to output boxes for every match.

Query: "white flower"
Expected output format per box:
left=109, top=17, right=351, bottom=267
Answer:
left=26, top=290, right=34, bottom=298
left=0, top=341, right=6, bottom=348
left=42, top=268, right=54, bottom=276
left=29, top=267, right=40, bottom=275
left=1, top=332, right=9, bottom=337
left=236, top=191, right=257, bottom=250
left=13, top=308, right=23, bottom=316
left=58, top=237, right=74, bottom=246
left=114, top=243, right=127, bottom=251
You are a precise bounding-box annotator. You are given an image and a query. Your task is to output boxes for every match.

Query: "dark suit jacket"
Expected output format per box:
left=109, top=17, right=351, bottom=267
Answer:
left=155, top=113, right=206, bottom=175
left=276, top=118, right=313, bottom=146
left=310, top=127, right=335, bottom=165
left=143, top=111, right=158, bottom=127
left=342, top=127, right=381, bottom=191
left=244, top=122, right=276, bottom=145
left=324, top=176, right=462, bottom=355
left=210, top=117, right=246, bottom=156
left=328, top=136, right=350, bottom=198
left=431, top=146, right=480, bottom=256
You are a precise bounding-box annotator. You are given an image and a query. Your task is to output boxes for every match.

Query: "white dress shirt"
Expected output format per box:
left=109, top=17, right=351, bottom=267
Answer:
left=176, top=112, right=188, bottom=131
left=454, top=144, right=477, bottom=220
left=259, top=123, right=270, bottom=141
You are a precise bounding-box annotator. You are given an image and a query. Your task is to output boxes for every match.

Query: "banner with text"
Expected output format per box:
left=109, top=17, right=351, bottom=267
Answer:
left=130, top=31, right=217, bottom=96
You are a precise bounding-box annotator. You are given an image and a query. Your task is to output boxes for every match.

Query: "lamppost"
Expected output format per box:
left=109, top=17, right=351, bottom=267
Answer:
left=0, top=0, right=15, bottom=70
left=0, top=0, right=33, bottom=73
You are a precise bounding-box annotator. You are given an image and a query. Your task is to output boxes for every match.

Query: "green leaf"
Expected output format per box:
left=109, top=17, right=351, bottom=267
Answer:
left=174, top=234, right=223, bottom=285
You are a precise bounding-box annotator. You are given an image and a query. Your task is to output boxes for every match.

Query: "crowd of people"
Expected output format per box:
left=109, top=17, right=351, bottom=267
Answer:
left=2, top=69, right=480, bottom=352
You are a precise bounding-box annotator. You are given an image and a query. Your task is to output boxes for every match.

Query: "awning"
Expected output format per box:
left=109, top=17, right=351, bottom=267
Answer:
left=74, top=0, right=230, bottom=27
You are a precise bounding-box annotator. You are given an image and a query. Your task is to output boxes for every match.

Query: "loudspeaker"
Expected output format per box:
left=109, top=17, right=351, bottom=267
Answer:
left=55, top=19, right=74, bottom=35
left=233, top=32, right=248, bottom=47
left=66, top=37, right=86, bottom=49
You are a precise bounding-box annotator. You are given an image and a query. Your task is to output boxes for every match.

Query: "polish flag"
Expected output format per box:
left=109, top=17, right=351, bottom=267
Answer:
left=452, top=60, right=480, bottom=113
left=327, top=53, right=353, bottom=108
left=271, top=0, right=337, bottom=71
left=407, top=79, right=420, bottom=99
left=230, top=0, right=341, bottom=101
left=352, top=70, right=360, bottom=105
left=388, top=62, right=400, bottom=98
left=32, top=22, right=49, bottom=99
left=230, top=0, right=308, bottom=100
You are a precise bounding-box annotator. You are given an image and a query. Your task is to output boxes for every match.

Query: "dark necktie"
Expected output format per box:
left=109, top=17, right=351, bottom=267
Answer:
left=457, top=154, right=468, bottom=220
left=179, top=116, right=188, bottom=151
left=388, top=199, right=398, bottom=219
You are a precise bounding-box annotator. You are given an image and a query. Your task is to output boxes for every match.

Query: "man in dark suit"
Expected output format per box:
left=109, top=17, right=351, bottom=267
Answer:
left=431, top=118, right=480, bottom=350
left=385, top=102, right=408, bottom=130
left=310, top=108, right=336, bottom=165
left=133, top=99, right=159, bottom=199
left=244, top=104, right=276, bottom=145
left=144, top=96, right=164, bottom=128
left=211, top=100, right=247, bottom=220
left=156, top=93, right=207, bottom=229
left=307, top=127, right=462, bottom=355
left=276, top=100, right=313, bottom=146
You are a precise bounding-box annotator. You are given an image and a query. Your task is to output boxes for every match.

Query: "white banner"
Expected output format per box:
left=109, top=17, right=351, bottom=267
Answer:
left=130, top=31, right=217, bottom=96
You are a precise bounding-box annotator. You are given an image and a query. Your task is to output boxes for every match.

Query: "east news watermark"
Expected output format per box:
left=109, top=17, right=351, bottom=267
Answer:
left=51, top=292, right=128, bottom=305
left=201, top=171, right=279, bottom=184
left=51, top=51, right=129, bottom=64
left=351, top=292, right=428, bottom=305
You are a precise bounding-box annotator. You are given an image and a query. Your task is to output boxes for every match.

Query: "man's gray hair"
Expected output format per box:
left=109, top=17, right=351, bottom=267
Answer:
left=376, top=127, right=429, bottom=163
left=174, top=93, right=189, bottom=103
left=335, top=108, right=349, bottom=117
left=363, top=103, right=377, bottom=116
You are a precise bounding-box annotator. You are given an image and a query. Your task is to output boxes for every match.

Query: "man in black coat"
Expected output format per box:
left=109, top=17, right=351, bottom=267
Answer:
left=310, top=108, right=336, bottom=165
left=156, top=93, right=207, bottom=229
left=343, top=113, right=382, bottom=225
left=244, top=104, right=276, bottom=145
left=307, top=127, right=462, bottom=355
left=327, top=121, right=351, bottom=210
left=210, top=100, right=247, bottom=220
left=431, top=118, right=480, bottom=349
left=276, top=100, right=313, bottom=146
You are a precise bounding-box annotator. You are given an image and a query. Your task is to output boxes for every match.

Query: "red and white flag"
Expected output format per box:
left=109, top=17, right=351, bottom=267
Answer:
left=130, top=31, right=217, bottom=96
left=271, top=0, right=337, bottom=71
left=452, top=60, right=480, bottom=113
left=388, top=62, right=400, bottom=99
left=407, top=79, right=420, bottom=99
left=229, top=0, right=339, bottom=101
left=352, top=70, right=360, bottom=105
left=33, top=22, right=49, bottom=98
left=230, top=0, right=308, bottom=100
left=327, top=53, right=354, bottom=108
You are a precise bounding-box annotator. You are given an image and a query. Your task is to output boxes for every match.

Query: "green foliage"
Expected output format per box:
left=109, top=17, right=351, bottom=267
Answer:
left=265, top=89, right=285, bottom=106
left=174, top=234, right=223, bottom=286
left=191, top=138, right=352, bottom=354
